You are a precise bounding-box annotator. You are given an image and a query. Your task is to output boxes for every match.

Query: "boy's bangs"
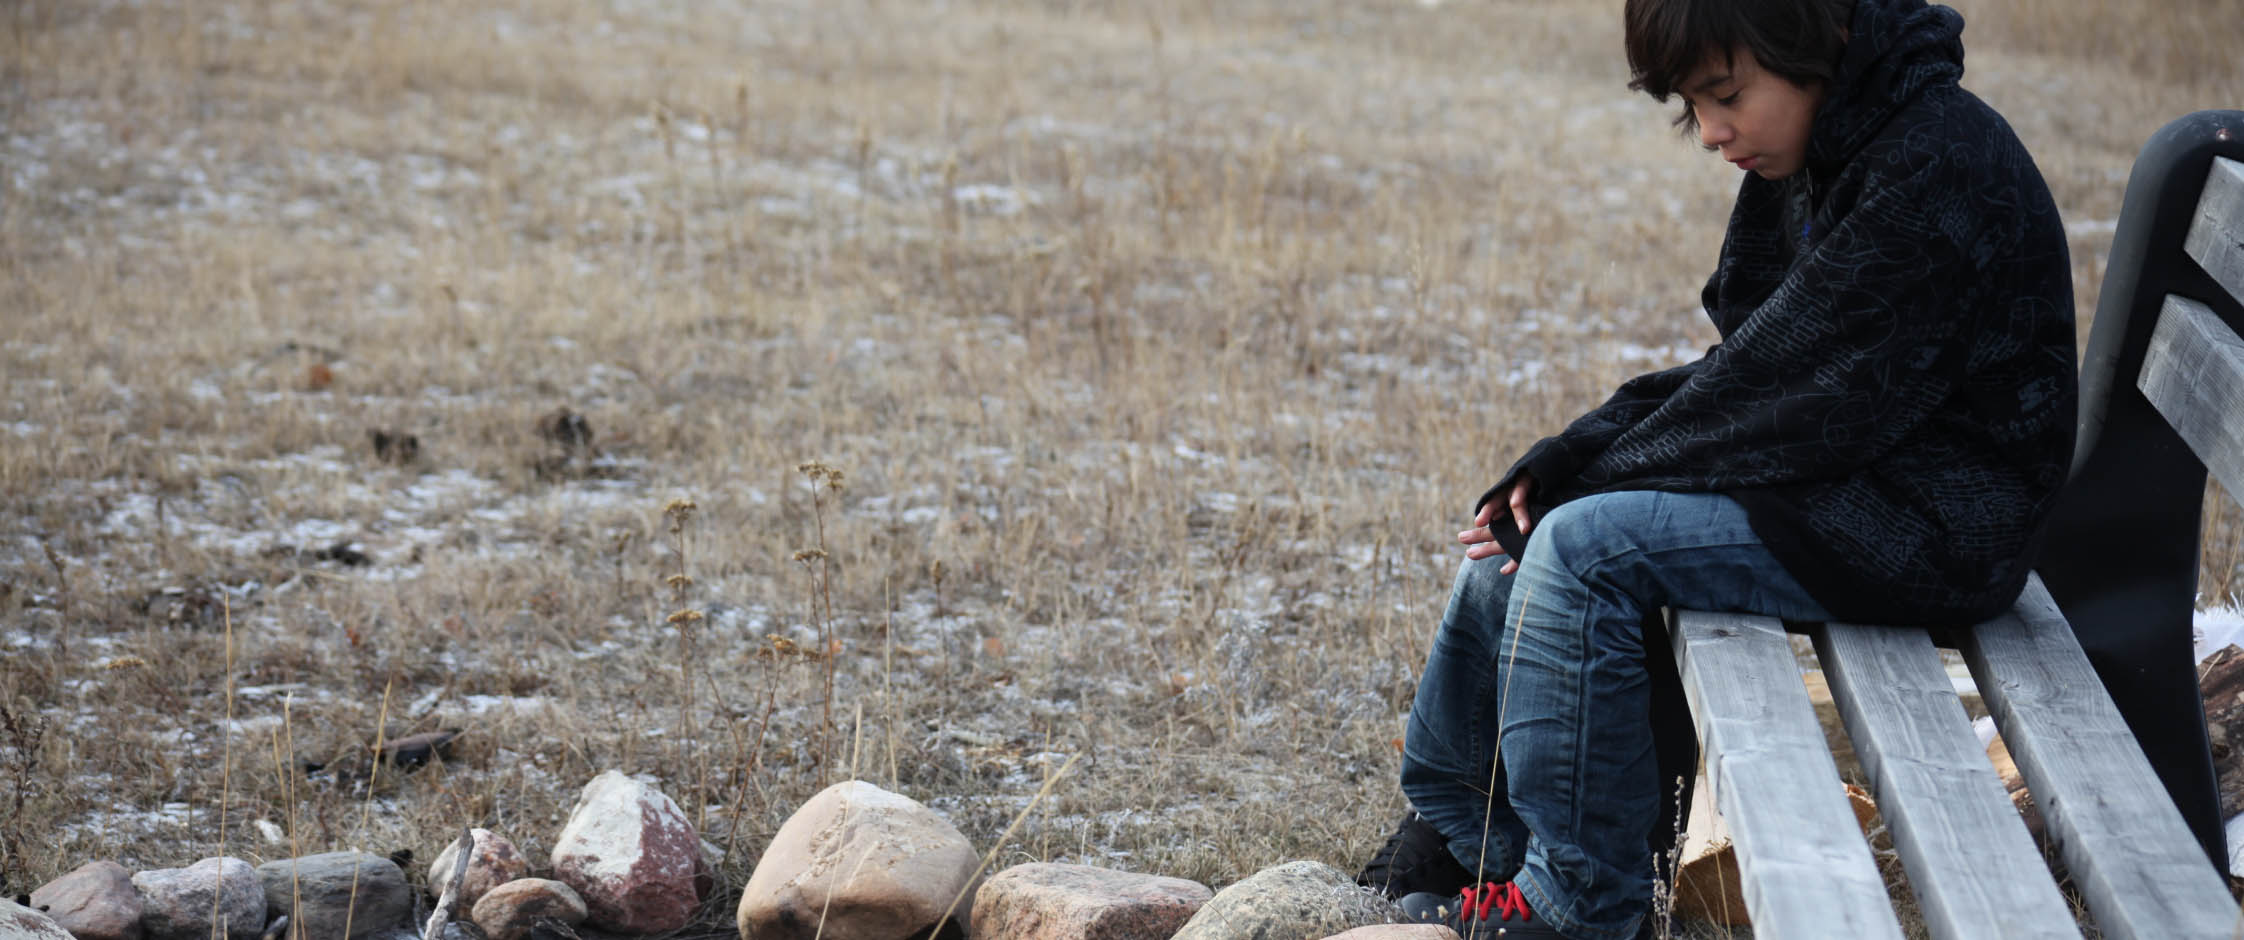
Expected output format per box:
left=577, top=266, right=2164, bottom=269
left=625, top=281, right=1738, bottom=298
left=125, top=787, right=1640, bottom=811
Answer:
left=1623, top=0, right=1735, bottom=101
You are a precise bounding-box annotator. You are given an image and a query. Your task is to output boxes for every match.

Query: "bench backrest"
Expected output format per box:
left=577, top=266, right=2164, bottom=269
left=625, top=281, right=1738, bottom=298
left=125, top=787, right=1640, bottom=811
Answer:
left=2034, top=110, right=2244, bottom=869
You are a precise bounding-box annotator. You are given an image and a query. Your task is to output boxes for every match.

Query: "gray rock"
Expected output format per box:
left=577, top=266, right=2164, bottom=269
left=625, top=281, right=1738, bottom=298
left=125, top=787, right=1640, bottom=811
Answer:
left=29, top=860, right=143, bottom=940
left=0, top=897, right=75, bottom=940
left=971, top=862, right=1211, bottom=940
left=130, top=857, right=265, bottom=940
left=254, top=852, right=413, bottom=939
left=1169, top=861, right=1403, bottom=940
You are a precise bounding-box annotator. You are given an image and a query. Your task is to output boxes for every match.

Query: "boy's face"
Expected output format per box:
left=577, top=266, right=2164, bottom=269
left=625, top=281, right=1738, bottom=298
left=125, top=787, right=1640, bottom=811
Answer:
left=1678, top=47, right=1824, bottom=180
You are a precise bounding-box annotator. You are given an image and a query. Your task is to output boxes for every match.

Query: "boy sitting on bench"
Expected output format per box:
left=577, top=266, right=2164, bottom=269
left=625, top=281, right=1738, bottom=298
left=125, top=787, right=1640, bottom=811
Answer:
left=1356, top=0, right=2077, bottom=936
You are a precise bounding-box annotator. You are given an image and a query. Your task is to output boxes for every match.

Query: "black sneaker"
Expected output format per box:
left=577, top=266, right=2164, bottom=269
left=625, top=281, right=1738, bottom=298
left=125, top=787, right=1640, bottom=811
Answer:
left=1356, top=811, right=1476, bottom=900
left=1400, top=882, right=1566, bottom=938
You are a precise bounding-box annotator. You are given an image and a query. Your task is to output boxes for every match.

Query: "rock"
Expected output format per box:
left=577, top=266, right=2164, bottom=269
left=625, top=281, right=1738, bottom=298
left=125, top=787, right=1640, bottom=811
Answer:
left=430, top=829, right=530, bottom=907
left=736, top=779, right=981, bottom=940
left=132, top=857, right=265, bottom=940
left=255, top=851, right=413, bottom=939
left=969, top=862, right=1210, bottom=940
left=1321, top=928, right=1460, bottom=940
left=1168, top=861, right=1400, bottom=940
left=0, top=899, right=75, bottom=940
left=551, top=771, right=701, bottom=934
left=470, top=879, right=588, bottom=940
left=29, top=860, right=143, bottom=940
left=377, top=729, right=461, bottom=772
left=0, top=897, right=76, bottom=940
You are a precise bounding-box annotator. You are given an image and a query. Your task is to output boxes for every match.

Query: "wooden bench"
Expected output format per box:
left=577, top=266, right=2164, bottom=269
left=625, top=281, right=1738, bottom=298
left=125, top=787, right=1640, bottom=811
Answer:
left=1669, top=111, right=2244, bottom=939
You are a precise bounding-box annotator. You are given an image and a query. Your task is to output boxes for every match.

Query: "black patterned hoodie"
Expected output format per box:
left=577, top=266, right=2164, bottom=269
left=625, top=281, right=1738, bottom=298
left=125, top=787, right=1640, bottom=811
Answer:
left=1482, top=0, right=2076, bottom=623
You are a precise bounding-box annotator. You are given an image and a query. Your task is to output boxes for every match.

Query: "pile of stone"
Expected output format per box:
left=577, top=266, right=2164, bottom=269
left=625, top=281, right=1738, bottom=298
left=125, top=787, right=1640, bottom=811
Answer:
left=6, top=772, right=1452, bottom=940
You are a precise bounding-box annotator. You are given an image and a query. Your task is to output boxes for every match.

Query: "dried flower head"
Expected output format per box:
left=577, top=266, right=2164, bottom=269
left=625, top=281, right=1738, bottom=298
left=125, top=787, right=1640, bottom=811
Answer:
left=795, top=461, right=845, bottom=491
left=664, top=573, right=694, bottom=590
left=665, top=609, right=705, bottom=626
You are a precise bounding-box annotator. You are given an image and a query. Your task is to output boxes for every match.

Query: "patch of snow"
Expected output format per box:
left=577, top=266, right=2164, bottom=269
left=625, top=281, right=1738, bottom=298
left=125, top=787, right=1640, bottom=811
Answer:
left=2195, top=605, right=2244, bottom=663
left=951, top=183, right=1032, bottom=216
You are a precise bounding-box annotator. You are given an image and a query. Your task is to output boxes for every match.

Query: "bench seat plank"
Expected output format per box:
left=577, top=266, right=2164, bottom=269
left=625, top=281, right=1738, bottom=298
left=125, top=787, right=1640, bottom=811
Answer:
left=1811, top=621, right=2079, bottom=939
left=2183, top=156, right=2244, bottom=304
left=1957, top=575, right=2238, bottom=940
left=1671, top=609, right=1902, bottom=939
left=2140, top=294, right=2244, bottom=502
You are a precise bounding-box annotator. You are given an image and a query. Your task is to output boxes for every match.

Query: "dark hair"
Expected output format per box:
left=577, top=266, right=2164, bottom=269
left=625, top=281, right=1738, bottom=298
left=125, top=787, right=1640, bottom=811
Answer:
left=1624, top=0, right=1852, bottom=130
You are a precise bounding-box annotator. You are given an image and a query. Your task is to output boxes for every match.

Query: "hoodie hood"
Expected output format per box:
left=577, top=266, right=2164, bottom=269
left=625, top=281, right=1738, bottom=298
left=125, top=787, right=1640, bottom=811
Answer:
left=1807, top=0, right=1965, bottom=172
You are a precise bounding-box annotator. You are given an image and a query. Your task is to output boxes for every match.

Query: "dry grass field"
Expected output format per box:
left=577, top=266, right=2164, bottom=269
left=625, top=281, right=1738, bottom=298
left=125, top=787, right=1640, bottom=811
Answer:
left=2, top=0, right=2241, bottom=935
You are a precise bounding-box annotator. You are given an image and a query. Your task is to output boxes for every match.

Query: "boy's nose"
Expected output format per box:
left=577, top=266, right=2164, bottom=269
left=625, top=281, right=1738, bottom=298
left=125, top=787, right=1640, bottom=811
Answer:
left=1699, top=119, right=1733, bottom=150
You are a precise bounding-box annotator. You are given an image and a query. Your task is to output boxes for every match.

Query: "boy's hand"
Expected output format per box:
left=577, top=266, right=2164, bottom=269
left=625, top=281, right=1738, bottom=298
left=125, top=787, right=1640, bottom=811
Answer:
left=1460, top=474, right=1536, bottom=574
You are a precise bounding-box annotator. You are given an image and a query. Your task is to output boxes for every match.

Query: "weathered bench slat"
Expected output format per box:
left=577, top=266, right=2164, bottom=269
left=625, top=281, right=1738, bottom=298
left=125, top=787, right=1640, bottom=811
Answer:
left=2184, top=156, right=2244, bottom=303
left=1671, top=610, right=1902, bottom=939
left=1957, top=576, right=2240, bottom=940
left=1811, top=621, right=2079, bottom=939
left=2140, top=294, right=2244, bottom=501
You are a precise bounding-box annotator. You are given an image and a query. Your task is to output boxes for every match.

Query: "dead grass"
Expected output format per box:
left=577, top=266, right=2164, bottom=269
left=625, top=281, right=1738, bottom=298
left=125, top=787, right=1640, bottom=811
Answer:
left=0, top=0, right=2238, bottom=935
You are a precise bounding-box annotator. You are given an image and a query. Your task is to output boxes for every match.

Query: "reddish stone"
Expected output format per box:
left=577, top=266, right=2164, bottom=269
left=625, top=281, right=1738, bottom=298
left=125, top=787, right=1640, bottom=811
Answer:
left=550, top=771, right=701, bottom=933
left=29, top=861, right=142, bottom=940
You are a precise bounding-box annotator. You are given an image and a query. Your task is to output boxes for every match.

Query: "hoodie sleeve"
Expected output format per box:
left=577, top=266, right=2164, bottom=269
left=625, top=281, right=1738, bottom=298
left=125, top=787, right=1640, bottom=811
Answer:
left=1565, top=142, right=1980, bottom=496
left=1473, top=358, right=1704, bottom=515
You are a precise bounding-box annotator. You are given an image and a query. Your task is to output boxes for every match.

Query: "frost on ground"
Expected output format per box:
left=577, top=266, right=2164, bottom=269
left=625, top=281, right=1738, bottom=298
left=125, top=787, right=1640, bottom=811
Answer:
left=0, top=0, right=2235, bottom=926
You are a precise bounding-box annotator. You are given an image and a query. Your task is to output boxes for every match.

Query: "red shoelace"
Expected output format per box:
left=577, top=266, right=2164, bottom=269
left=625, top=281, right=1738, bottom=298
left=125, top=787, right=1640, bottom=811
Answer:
left=1457, top=881, right=1535, bottom=923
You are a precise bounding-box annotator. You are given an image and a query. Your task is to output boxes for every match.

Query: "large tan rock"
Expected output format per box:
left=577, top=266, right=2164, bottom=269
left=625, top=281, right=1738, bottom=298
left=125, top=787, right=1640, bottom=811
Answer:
left=29, top=861, right=142, bottom=940
left=736, top=780, right=980, bottom=940
left=551, top=771, right=702, bottom=934
left=970, top=862, right=1210, bottom=940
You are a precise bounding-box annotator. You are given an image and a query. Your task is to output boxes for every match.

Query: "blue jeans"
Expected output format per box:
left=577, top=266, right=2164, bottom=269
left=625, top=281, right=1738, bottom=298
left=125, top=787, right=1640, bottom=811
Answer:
left=1399, top=490, right=1832, bottom=940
